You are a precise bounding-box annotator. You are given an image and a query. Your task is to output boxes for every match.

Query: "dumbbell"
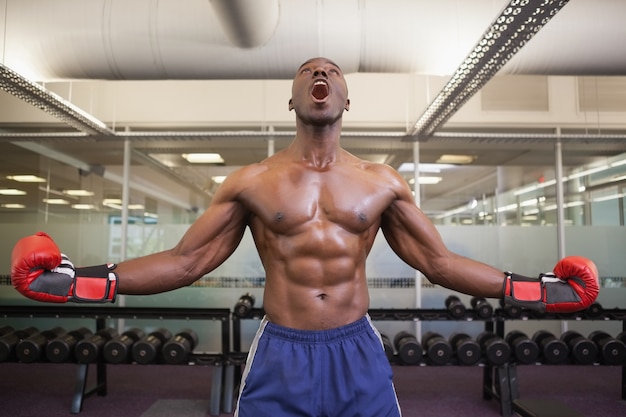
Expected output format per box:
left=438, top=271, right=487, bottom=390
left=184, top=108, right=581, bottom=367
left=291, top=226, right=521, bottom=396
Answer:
left=103, top=328, right=145, bottom=364
left=0, top=327, right=39, bottom=362
left=17, top=326, right=66, bottom=363
left=393, top=331, right=422, bottom=365
left=445, top=295, right=466, bottom=319
left=449, top=333, right=481, bottom=366
left=0, top=325, right=14, bottom=337
left=499, top=298, right=523, bottom=318
left=422, top=332, right=452, bottom=365
left=234, top=293, right=256, bottom=318
left=476, top=331, right=511, bottom=366
left=46, top=327, right=93, bottom=363
left=532, top=330, right=569, bottom=364
left=589, top=330, right=626, bottom=365
left=380, top=334, right=395, bottom=362
left=162, top=329, right=199, bottom=364
left=617, top=331, right=626, bottom=345
left=75, top=328, right=118, bottom=364
left=583, top=302, right=603, bottom=319
left=505, top=330, right=539, bottom=364
left=470, top=297, right=493, bottom=319
left=132, top=328, right=173, bottom=364
left=560, top=331, right=598, bottom=365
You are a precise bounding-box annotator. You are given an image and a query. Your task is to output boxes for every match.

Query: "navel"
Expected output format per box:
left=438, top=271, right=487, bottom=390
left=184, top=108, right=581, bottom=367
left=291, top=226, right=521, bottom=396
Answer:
left=317, top=293, right=328, bottom=300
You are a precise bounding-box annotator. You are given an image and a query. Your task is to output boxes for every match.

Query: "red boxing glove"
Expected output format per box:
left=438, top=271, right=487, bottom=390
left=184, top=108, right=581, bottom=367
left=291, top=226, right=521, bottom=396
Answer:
left=11, top=232, right=118, bottom=303
left=503, top=256, right=599, bottom=314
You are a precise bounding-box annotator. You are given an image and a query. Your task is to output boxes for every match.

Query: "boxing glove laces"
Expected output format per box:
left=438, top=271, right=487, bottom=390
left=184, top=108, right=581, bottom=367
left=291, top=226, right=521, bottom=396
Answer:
left=503, top=256, right=599, bottom=314
left=11, top=232, right=118, bottom=303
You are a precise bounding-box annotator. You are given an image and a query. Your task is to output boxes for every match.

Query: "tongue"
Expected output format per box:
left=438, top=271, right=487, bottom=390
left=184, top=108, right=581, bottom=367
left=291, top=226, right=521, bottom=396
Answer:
left=312, top=83, right=329, bottom=100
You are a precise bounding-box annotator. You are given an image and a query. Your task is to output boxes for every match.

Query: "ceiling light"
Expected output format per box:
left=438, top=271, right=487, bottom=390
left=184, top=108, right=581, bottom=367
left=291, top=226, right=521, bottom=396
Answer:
left=212, top=175, right=227, bottom=184
left=2, top=203, right=25, bottom=208
left=43, top=198, right=70, bottom=205
left=436, top=154, right=474, bottom=164
left=7, top=175, right=46, bottom=183
left=72, top=204, right=94, bottom=210
left=182, top=153, right=224, bottom=164
left=397, top=163, right=455, bottom=173
left=410, top=176, right=443, bottom=185
left=0, top=188, right=26, bottom=195
left=63, top=189, right=95, bottom=196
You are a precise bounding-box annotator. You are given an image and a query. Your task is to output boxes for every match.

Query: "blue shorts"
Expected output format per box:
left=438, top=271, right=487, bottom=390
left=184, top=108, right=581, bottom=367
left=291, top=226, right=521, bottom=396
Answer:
left=234, top=315, right=402, bottom=417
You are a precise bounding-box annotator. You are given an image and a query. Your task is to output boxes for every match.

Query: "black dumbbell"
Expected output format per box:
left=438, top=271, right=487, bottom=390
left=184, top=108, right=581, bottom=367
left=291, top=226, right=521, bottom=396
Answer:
left=445, top=295, right=466, bottom=319
left=380, top=334, right=395, bottom=362
left=17, top=326, right=66, bottom=363
left=103, top=328, right=145, bottom=364
left=499, top=298, right=523, bottom=318
left=75, top=328, right=118, bottom=364
left=0, top=327, right=39, bottom=362
left=234, top=293, right=256, bottom=318
left=449, top=333, right=481, bottom=366
left=532, top=330, right=569, bottom=364
left=560, top=330, right=598, bottom=365
left=46, top=327, right=93, bottom=363
left=0, top=325, right=14, bottom=337
left=132, top=328, right=173, bottom=364
left=589, top=330, right=626, bottom=365
left=616, top=331, right=626, bottom=345
left=422, top=332, right=452, bottom=365
left=393, top=331, right=422, bottom=365
left=584, top=302, right=603, bottom=319
left=505, top=330, right=539, bottom=364
left=470, top=297, right=493, bottom=319
left=476, top=331, right=511, bottom=366
left=162, top=329, right=198, bottom=364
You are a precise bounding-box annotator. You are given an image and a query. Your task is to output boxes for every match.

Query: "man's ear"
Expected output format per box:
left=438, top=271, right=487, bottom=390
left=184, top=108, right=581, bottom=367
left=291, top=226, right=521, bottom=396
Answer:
left=289, top=99, right=294, bottom=111
left=344, top=99, right=350, bottom=111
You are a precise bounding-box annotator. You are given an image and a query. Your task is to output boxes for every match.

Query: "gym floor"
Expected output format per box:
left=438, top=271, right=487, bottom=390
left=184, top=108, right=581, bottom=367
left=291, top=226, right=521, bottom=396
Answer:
left=0, top=363, right=623, bottom=417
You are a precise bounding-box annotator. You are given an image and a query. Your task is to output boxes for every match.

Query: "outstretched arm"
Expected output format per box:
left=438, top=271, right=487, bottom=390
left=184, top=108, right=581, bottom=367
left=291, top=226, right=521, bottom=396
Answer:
left=381, top=198, right=504, bottom=298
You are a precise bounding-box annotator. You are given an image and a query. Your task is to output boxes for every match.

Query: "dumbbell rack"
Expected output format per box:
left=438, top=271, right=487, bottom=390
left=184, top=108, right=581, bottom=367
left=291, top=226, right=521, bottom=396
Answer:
left=230, top=307, right=626, bottom=417
left=0, top=305, right=231, bottom=416
left=486, top=307, right=626, bottom=417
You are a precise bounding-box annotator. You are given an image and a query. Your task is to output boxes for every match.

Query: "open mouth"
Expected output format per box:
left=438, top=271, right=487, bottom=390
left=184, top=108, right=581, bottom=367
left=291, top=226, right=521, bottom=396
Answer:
left=311, top=80, right=329, bottom=100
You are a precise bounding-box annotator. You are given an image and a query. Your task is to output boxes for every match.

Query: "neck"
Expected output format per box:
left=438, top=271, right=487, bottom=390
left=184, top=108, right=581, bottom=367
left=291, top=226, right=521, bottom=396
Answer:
left=290, top=123, right=343, bottom=169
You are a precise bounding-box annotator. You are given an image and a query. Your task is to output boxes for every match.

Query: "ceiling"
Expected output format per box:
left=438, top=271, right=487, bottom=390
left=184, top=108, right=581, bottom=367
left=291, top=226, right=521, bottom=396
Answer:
left=1, top=0, right=626, bottom=217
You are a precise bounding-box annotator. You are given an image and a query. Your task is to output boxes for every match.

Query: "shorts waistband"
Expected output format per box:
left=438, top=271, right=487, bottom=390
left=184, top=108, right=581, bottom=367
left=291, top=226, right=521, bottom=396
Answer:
left=262, top=315, right=372, bottom=343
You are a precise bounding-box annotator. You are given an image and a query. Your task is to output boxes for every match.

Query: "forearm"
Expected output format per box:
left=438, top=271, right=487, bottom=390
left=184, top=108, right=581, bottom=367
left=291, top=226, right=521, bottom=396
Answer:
left=425, top=254, right=504, bottom=299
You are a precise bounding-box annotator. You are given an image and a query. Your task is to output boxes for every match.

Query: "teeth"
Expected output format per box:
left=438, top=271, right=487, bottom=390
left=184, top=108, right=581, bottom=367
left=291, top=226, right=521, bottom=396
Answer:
left=314, top=81, right=327, bottom=85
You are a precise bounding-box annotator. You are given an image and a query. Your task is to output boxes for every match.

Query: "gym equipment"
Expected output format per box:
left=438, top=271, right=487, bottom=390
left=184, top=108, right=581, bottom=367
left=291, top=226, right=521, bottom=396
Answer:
left=532, top=330, right=569, bottom=365
left=75, top=328, right=118, bottom=363
left=477, top=331, right=511, bottom=366
left=583, top=302, right=603, bottom=318
left=422, top=331, right=452, bottom=365
left=617, top=331, right=626, bottom=345
left=380, top=334, right=395, bottom=362
left=589, top=330, right=626, bottom=365
left=470, top=297, right=493, bottom=319
left=499, top=298, right=523, bottom=318
left=0, top=327, right=39, bottom=362
left=0, top=325, right=14, bottom=337
left=162, top=329, right=199, bottom=364
left=445, top=295, right=466, bottom=319
left=393, top=331, right=422, bottom=365
left=132, top=328, right=173, bottom=364
left=103, top=327, right=145, bottom=364
left=233, top=293, right=256, bottom=318
left=449, top=333, right=481, bottom=366
left=560, top=330, right=598, bottom=365
left=46, top=327, right=92, bottom=363
left=505, top=330, right=539, bottom=364
left=17, top=326, right=66, bottom=363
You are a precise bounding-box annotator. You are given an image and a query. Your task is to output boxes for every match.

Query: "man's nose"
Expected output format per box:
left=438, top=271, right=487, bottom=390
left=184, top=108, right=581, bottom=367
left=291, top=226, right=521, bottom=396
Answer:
left=313, top=69, right=327, bottom=78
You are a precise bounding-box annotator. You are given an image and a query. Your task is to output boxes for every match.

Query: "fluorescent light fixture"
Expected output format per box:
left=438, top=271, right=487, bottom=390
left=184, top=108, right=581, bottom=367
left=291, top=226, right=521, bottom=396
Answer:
left=436, top=154, right=474, bottom=164
left=2, top=203, right=25, bottom=208
left=63, top=189, right=94, bottom=196
left=43, top=198, right=70, bottom=205
left=567, top=165, right=609, bottom=180
left=7, top=175, right=46, bottom=183
left=212, top=175, right=227, bottom=184
left=0, top=188, right=26, bottom=195
left=397, top=163, right=455, bottom=173
left=182, top=153, right=224, bottom=164
left=409, top=176, right=443, bottom=185
left=72, top=204, right=94, bottom=210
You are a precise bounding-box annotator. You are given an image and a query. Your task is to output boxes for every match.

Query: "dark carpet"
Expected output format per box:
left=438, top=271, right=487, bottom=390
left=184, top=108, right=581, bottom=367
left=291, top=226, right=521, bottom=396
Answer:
left=0, top=363, right=623, bottom=416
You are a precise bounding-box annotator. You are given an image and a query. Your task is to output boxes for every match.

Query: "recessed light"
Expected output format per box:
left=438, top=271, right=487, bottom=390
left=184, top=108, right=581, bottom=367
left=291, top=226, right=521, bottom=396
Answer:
left=72, top=204, right=94, bottom=210
left=43, top=198, right=70, bottom=205
left=182, top=153, right=224, bottom=164
left=63, top=189, right=94, bottom=196
left=7, top=175, right=46, bottom=183
left=2, top=203, right=25, bottom=208
left=436, top=154, right=475, bottom=164
left=212, top=175, right=227, bottom=184
left=0, top=188, right=26, bottom=195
